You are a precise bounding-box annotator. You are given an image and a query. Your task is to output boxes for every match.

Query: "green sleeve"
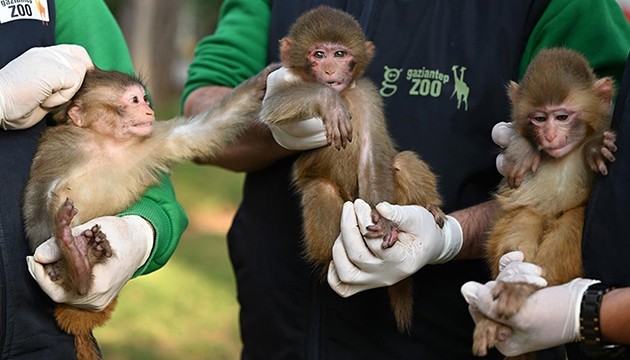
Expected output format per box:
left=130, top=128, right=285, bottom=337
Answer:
left=55, top=0, right=189, bottom=276
left=520, top=0, right=630, bottom=82
left=181, top=0, right=271, bottom=104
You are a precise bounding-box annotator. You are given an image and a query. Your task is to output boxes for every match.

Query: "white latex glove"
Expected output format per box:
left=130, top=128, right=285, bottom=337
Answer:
left=263, top=67, right=328, bottom=150
left=328, top=199, right=463, bottom=297
left=495, top=251, right=548, bottom=287
left=461, top=277, right=599, bottom=356
left=0, top=44, right=93, bottom=130
left=26, top=215, right=154, bottom=311
left=491, top=121, right=514, bottom=176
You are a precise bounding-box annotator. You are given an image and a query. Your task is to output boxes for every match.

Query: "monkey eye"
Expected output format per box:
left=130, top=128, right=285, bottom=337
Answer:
left=556, top=114, right=569, bottom=121
left=334, top=50, right=346, bottom=57
left=144, top=95, right=151, bottom=105
left=131, top=96, right=140, bottom=104
left=313, top=50, right=325, bottom=59
left=532, top=115, right=547, bottom=123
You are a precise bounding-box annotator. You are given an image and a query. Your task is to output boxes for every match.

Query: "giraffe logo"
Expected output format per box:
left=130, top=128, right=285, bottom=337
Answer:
left=379, top=66, right=402, bottom=97
left=450, top=65, right=469, bottom=111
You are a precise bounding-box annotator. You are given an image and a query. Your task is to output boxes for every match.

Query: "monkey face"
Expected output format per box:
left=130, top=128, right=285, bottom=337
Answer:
left=116, top=85, right=155, bottom=139
left=309, top=42, right=355, bottom=92
left=530, top=107, right=585, bottom=158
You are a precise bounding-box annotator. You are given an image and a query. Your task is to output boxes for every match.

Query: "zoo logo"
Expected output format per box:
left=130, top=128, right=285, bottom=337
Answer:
left=379, top=66, right=402, bottom=97
left=378, top=64, right=470, bottom=111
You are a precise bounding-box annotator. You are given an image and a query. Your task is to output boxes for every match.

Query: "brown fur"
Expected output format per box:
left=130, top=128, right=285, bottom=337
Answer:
left=261, top=6, right=444, bottom=333
left=472, top=48, right=614, bottom=359
left=23, top=66, right=270, bottom=359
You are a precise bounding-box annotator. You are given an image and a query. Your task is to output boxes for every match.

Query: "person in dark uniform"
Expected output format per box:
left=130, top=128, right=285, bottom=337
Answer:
left=182, top=1, right=630, bottom=359
left=0, top=0, right=187, bottom=358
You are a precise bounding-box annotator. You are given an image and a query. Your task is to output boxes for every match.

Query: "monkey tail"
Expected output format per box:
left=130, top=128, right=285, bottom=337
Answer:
left=388, top=277, right=414, bottom=333
left=54, top=298, right=117, bottom=360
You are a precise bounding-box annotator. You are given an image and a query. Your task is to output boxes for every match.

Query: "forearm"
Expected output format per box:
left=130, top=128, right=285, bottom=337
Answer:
left=184, top=85, right=297, bottom=172
left=450, top=200, right=499, bottom=259
left=600, top=288, right=630, bottom=344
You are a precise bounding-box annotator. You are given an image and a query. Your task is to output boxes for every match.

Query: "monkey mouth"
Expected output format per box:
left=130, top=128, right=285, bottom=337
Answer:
left=325, top=81, right=345, bottom=91
left=132, top=121, right=153, bottom=128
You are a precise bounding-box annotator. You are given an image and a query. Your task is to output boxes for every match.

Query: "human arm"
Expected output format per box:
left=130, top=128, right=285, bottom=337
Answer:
left=182, top=0, right=322, bottom=172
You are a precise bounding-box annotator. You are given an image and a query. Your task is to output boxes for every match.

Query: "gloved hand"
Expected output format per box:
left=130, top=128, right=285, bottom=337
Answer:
left=491, top=121, right=514, bottom=176
left=26, top=215, right=154, bottom=311
left=495, top=251, right=548, bottom=287
left=264, top=67, right=328, bottom=150
left=328, top=199, right=463, bottom=297
left=0, top=44, right=93, bottom=130
left=461, top=277, right=599, bottom=356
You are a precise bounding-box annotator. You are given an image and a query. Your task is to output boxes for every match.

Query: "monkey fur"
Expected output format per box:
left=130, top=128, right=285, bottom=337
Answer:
left=472, top=48, right=615, bottom=359
left=260, top=6, right=445, bottom=333
left=23, top=66, right=271, bottom=360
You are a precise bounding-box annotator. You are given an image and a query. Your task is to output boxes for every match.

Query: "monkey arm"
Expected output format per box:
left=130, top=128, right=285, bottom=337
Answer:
left=184, top=85, right=298, bottom=172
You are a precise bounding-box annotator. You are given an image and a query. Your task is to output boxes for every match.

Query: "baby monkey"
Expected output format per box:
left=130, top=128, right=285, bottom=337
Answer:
left=23, top=66, right=271, bottom=360
left=473, top=48, right=616, bottom=359
left=260, top=5, right=445, bottom=332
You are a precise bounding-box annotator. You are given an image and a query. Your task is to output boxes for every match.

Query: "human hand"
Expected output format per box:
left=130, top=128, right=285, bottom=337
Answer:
left=461, top=276, right=599, bottom=356
left=264, top=67, right=328, bottom=150
left=0, top=44, right=93, bottom=129
left=492, top=121, right=541, bottom=187
left=327, top=199, right=463, bottom=297
left=495, top=251, right=548, bottom=287
left=26, top=215, right=154, bottom=311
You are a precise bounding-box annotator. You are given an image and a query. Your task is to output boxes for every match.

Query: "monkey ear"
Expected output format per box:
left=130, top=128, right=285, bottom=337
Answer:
left=507, top=81, right=520, bottom=102
left=365, top=41, right=375, bottom=60
left=279, top=37, right=293, bottom=64
left=593, top=77, right=615, bottom=104
left=67, top=105, right=85, bottom=127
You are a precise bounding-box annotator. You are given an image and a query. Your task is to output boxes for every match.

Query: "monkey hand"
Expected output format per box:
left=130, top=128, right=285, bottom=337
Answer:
left=492, top=121, right=541, bottom=188
left=327, top=199, right=463, bottom=297
left=584, top=130, right=617, bottom=175
left=26, top=215, right=153, bottom=311
left=461, top=277, right=598, bottom=356
left=0, top=44, right=93, bottom=130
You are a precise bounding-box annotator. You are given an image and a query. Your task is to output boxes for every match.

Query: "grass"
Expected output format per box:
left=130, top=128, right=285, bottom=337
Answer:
left=94, top=162, right=245, bottom=359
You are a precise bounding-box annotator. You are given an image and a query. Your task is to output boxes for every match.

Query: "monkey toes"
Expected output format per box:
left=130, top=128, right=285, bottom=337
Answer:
left=472, top=316, right=512, bottom=357
left=491, top=281, right=540, bottom=319
left=427, top=204, right=446, bottom=228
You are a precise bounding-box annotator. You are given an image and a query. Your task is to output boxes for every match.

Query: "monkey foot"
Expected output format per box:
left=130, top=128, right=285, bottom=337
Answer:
left=426, top=204, right=446, bottom=228
left=84, top=224, right=113, bottom=262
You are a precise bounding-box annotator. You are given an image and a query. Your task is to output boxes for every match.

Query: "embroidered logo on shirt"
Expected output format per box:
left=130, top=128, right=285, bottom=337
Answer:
left=0, top=0, right=49, bottom=25
left=378, top=64, right=470, bottom=111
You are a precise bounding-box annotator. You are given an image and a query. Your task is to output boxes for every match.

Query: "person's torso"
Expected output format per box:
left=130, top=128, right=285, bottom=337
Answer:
left=0, top=1, right=78, bottom=358
left=231, top=1, right=549, bottom=359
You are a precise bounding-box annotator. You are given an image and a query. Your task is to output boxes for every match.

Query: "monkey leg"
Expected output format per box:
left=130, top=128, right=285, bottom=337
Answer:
left=299, top=179, right=345, bottom=272
left=392, top=151, right=445, bottom=226
left=55, top=297, right=117, bottom=360
left=485, top=206, right=545, bottom=278
left=365, top=208, right=400, bottom=249
left=51, top=198, right=113, bottom=296
left=532, top=206, right=585, bottom=285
